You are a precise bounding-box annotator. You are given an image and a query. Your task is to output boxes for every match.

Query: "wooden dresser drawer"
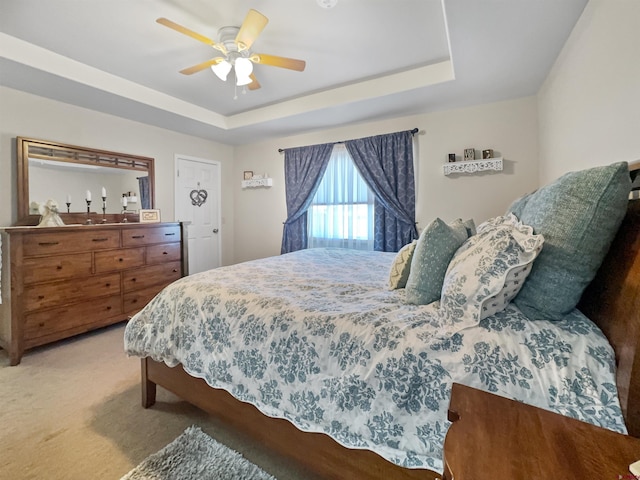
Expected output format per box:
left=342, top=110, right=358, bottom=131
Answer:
left=123, top=261, right=182, bottom=293
left=24, top=295, right=123, bottom=340
left=23, top=253, right=93, bottom=284
left=23, top=273, right=121, bottom=312
left=146, top=243, right=181, bottom=264
left=22, top=229, right=120, bottom=256
left=95, top=247, right=144, bottom=272
left=122, top=225, right=181, bottom=247
left=124, top=283, right=171, bottom=314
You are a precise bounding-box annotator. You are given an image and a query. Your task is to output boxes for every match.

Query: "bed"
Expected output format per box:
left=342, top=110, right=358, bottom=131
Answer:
left=125, top=161, right=639, bottom=480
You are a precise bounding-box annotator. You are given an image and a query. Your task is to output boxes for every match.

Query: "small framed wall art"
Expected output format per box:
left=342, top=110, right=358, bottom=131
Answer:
left=139, top=209, right=161, bottom=223
left=243, top=171, right=254, bottom=180
left=464, top=148, right=475, bottom=161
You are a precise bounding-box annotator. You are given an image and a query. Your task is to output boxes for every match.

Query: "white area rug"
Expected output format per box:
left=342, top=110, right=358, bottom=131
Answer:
left=120, top=426, right=277, bottom=480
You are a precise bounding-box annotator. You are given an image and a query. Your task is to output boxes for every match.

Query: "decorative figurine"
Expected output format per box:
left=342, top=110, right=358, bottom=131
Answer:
left=37, top=199, right=65, bottom=227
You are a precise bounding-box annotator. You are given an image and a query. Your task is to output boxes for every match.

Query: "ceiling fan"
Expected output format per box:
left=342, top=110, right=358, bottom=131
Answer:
left=157, top=9, right=306, bottom=91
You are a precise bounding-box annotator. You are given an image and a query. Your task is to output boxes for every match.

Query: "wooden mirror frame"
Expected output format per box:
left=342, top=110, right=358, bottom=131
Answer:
left=16, top=137, right=155, bottom=226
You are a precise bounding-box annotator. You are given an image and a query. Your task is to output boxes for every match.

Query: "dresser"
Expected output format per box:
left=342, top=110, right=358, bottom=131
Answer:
left=443, top=383, right=640, bottom=479
left=0, top=222, right=187, bottom=365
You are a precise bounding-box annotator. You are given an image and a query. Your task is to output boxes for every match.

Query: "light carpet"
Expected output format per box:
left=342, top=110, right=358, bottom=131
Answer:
left=0, top=324, right=318, bottom=480
left=121, top=426, right=276, bottom=480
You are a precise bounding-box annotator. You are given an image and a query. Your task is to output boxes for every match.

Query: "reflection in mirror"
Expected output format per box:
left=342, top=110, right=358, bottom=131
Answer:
left=16, top=137, right=155, bottom=225
left=28, top=159, right=147, bottom=214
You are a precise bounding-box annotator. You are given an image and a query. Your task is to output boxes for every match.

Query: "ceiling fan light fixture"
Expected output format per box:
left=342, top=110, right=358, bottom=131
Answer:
left=236, top=75, right=253, bottom=86
left=234, top=57, right=254, bottom=86
left=234, top=57, right=253, bottom=77
left=211, top=60, right=232, bottom=81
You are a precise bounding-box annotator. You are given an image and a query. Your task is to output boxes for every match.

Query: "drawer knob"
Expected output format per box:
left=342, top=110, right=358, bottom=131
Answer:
left=162, top=251, right=168, bottom=255
left=119, top=258, right=124, bottom=262
left=56, top=265, right=63, bottom=270
left=131, top=278, right=137, bottom=282
left=106, top=306, right=112, bottom=310
left=172, top=269, right=178, bottom=273
left=105, top=283, right=111, bottom=287
left=38, top=295, right=45, bottom=300
left=132, top=235, right=145, bottom=239
left=39, top=322, right=45, bottom=327
left=132, top=299, right=138, bottom=303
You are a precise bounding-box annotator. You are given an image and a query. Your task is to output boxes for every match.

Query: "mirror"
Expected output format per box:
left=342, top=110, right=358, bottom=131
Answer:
left=16, top=137, right=155, bottom=225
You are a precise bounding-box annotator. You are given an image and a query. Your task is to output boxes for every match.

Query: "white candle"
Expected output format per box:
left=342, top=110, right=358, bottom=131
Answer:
left=101, top=187, right=107, bottom=198
left=86, top=190, right=91, bottom=201
left=121, top=196, right=127, bottom=207
left=66, top=194, right=71, bottom=203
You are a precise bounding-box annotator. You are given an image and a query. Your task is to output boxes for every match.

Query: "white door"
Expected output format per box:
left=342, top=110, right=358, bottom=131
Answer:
left=175, top=155, right=221, bottom=274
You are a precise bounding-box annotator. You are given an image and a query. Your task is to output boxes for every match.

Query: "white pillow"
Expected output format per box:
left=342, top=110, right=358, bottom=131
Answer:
left=480, top=262, right=534, bottom=318
left=439, top=214, right=544, bottom=328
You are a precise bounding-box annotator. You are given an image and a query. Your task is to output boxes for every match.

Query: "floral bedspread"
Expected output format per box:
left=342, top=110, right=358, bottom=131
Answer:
left=124, top=248, right=626, bottom=473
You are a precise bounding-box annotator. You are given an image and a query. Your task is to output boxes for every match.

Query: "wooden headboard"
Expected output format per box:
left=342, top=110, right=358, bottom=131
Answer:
left=578, top=163, right=640, bottom=437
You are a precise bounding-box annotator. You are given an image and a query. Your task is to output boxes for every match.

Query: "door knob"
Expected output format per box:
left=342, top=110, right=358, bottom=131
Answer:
left=213, top=228, right=219, bottom=233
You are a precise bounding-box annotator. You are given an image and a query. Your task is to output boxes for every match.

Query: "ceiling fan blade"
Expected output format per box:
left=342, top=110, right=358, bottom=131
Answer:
left=235, top=9, right=268, bottom=51
left=156, top=17, right=227, bottom=54
left=251, top=54, right=306, bottom=71
left=179, top=58, right=225, bottom=75
left=248, top=73, right=261, bottom=90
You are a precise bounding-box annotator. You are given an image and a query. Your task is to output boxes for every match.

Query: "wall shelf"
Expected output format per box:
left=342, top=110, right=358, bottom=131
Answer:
left=443, top=157, right=503, bottom=176
left=242, top=178, right=273, bottom=188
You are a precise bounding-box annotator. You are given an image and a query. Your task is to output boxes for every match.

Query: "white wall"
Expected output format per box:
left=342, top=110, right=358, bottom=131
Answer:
left=538, top=0, right=640, bottom=182
left=234, top=96, right=539, bottom=263
left=0, top=86, right=236, bottom=265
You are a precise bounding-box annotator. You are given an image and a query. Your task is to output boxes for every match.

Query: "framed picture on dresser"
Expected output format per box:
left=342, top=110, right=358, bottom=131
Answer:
left=139, top=209, right=161, bottom=223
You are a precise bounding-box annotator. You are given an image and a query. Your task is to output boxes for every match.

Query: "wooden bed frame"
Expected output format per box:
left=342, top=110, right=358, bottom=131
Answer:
left=140, top=174, right=640, bottom=480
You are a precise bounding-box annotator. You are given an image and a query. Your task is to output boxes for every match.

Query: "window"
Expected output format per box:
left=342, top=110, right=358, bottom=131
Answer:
left=308, top=144, right=375, bottom=250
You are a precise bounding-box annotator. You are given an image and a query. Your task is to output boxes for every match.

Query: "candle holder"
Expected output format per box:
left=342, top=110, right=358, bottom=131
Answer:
left=85, top=199, right=93, bottom=225
left=66, top=202, right=71, bottom=213
left=101, top=196, right=107, bottom=223
left=121, top=208, right=128, bottom=223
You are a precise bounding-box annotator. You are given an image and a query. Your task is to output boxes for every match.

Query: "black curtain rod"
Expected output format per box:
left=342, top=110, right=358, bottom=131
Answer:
left=278, top=127, right=419, bottom=153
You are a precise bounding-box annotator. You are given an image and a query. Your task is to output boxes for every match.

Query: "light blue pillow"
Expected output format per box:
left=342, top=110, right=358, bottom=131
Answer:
left=508, top=161, right=631, bottom=321
left=439, top=214, right=544, bottom=328
left=405, top=218, right=469, bottom=305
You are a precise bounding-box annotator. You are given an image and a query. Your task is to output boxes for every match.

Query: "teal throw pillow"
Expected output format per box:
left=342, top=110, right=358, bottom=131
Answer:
left=508, top=161, right=631, bottom=321
left=405, top=218, right=469, bottom=305
left=388, top=240, right=418, bottom=290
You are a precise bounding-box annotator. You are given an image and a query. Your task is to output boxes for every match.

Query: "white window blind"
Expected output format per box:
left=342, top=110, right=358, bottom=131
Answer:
left=308, top=144, right=375, bottom=250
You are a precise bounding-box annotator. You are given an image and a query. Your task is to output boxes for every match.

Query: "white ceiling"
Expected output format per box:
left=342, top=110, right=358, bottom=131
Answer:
left=0, top=0, right=587, bottom=145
